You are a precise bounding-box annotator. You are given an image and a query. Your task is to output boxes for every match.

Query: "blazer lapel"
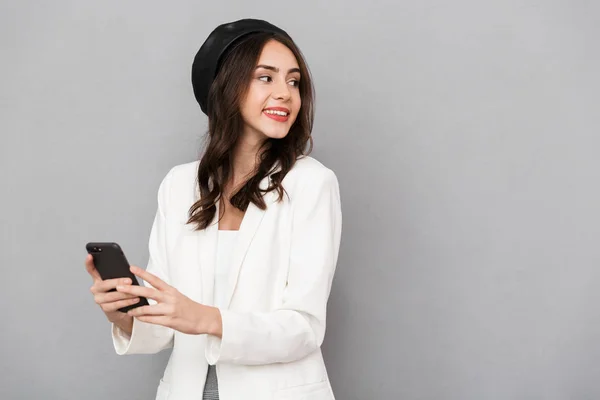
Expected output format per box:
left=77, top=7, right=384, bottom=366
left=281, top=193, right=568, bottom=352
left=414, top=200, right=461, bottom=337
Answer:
left=223, top=173, right=280, bottom=309
left=197, top=209, right=218, bottom=306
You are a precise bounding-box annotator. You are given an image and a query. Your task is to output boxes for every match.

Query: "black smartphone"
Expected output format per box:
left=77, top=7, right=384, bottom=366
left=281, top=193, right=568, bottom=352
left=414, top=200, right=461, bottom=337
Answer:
left=85, top=242, right=149, bottom=313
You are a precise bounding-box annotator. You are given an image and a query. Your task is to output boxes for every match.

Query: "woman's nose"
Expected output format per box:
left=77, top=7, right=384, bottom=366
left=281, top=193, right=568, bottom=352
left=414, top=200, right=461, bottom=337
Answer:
left=272, top=80, right=291, bottom=101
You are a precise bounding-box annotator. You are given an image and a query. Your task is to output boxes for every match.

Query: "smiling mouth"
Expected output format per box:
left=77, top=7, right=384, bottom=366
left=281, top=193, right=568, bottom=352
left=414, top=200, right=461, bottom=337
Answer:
left=263, top=109, right=290, bottom=122
left=263, top=109, right=289, bottom=117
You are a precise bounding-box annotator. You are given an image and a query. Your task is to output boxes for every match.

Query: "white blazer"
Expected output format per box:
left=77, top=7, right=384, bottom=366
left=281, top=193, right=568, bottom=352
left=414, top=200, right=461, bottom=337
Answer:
left=111, top=156, right=343, bottom=400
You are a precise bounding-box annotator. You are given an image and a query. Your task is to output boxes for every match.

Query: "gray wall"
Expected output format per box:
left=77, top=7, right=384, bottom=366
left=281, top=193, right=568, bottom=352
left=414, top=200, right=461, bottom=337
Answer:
left=2, top=1, right=599, bottom=399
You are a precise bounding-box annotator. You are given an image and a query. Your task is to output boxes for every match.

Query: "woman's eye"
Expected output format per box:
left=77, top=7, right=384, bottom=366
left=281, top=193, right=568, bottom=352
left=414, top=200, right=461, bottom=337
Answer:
left=288, top=79, right=300, bottom=87
left=259, top=76, right=272, bottom=82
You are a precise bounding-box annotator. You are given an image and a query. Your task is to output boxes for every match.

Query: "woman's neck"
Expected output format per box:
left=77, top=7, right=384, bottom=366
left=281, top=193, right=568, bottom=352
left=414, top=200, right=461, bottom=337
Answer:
left=230, top=135, right=264, bottom=186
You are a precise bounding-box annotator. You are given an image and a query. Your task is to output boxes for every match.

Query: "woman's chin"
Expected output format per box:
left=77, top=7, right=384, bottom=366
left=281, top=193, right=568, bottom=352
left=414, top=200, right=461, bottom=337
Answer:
left=243, top=122, right=292, bottom=141
left=259, top=128, right=291, bottom=140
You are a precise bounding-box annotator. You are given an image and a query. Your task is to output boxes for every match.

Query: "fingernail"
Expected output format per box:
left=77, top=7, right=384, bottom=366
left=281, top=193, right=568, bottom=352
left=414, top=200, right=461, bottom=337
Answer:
left=124, top=278, right=131, bottom=285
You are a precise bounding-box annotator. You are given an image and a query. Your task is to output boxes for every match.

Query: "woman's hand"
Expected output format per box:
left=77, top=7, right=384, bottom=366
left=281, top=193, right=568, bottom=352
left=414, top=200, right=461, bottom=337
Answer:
left=116, top=265, right=222, bottom=337
left=85, top=254, right=137, bottom=335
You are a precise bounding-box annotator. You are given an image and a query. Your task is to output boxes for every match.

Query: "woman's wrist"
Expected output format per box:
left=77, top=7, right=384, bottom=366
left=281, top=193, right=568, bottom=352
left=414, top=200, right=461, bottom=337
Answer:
left=114, top=316, right=133, bottom=336
left=198, top=306, right=223, bottom=338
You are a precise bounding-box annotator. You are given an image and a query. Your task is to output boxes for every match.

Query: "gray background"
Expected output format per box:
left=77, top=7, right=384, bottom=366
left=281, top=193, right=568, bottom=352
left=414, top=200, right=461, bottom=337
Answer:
left=2, top=0, right=599, bottom=399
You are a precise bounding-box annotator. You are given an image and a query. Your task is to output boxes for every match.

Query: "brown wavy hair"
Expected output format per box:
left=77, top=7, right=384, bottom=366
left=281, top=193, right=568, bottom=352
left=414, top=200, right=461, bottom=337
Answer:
left=187, top=31, right=315, bottom=231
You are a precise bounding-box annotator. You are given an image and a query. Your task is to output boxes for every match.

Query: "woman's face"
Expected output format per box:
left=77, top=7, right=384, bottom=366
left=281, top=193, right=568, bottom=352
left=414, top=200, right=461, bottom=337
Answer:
left=239, top=39, right=302, bottom=143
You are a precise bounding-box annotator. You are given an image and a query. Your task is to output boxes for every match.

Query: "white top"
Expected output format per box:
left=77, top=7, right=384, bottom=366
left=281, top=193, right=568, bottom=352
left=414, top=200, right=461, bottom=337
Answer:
left=214, top=230, right=239, bottom=308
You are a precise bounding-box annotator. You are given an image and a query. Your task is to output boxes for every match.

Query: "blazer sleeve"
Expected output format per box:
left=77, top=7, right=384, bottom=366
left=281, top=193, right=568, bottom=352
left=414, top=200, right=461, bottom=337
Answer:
left=112, top=168, right=176, bottom=355
left=205, top=168, right=342, bottom=365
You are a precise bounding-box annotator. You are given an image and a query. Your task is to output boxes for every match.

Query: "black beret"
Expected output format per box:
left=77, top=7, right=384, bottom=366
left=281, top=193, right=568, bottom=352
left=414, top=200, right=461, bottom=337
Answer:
left=191, top=18, right=292, bottom=115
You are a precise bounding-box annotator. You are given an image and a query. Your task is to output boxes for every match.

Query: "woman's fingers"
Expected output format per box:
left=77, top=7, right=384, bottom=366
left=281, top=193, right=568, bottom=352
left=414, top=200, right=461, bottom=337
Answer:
left=100, top=297, right=141, bottom=313
left=117, top=284, right=164, bottom=303
left=127, top=303, right=172, bottom=317
left=130, top=266, right=170, bottom=291
left=94, top=290, right=139, bottom=305
left=91, top=277, right=132, bottom=294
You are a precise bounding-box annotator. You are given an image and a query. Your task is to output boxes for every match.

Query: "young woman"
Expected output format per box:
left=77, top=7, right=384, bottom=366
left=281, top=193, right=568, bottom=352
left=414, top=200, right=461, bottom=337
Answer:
left=85, top=18, right=342, bottom=400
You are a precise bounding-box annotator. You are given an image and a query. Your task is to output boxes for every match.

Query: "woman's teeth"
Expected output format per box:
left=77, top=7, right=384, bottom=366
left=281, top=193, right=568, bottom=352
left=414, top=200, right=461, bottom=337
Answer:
left=264, top=110, right=288, bottom=116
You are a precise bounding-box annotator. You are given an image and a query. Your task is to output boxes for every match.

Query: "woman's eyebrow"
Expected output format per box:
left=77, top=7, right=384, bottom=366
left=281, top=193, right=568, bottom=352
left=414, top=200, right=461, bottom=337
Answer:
left=255, top=65, right=301, bottom=74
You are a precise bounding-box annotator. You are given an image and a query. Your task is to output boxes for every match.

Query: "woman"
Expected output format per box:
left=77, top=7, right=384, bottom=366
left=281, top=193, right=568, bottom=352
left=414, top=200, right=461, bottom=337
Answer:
left=85, top=18, right=342, bottom=400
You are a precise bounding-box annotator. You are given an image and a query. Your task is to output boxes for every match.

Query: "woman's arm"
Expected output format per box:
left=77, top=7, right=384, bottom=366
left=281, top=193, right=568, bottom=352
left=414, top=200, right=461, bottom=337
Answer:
left=205, top=168, right=342, bottom=365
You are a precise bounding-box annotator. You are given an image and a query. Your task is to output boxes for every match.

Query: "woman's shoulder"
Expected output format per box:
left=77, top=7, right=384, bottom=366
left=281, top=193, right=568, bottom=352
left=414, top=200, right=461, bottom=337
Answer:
left=283, top=155, right=338, bottom=192
left=167, top=160, right=200, bottom=181
left=159, top=160, right=200, bottom=192
left=290, top=155, right=336, bottom=177
left=157, top=161, right=200, bottom=213
left=292, top=155, right=331, bottom=173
